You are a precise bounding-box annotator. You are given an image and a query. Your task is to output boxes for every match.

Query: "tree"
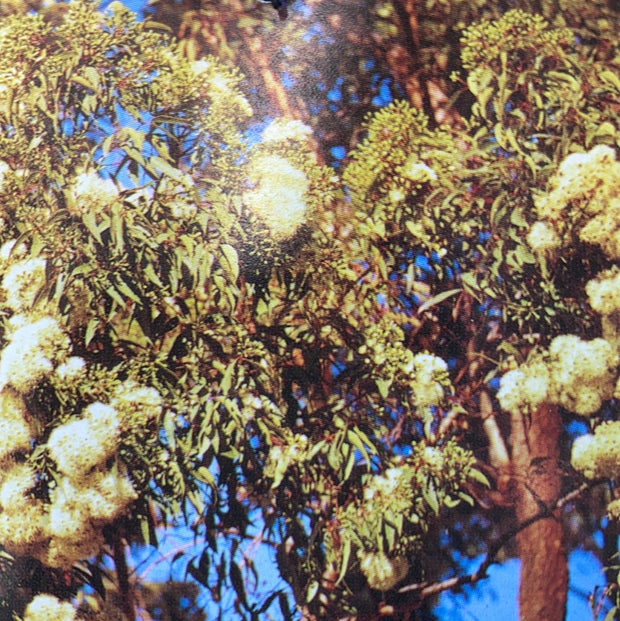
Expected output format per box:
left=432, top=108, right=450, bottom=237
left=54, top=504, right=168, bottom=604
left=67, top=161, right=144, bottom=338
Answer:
left=0, top=1, right=618, bottom=621
left=144, top=0, right=618, bottom=166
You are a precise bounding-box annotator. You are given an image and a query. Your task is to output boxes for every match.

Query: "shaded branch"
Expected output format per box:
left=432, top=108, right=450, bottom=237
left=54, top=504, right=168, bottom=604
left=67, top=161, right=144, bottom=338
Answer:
left=344, top=480, right=599, bottom=621
left=401, top=480, right=596, bottom=600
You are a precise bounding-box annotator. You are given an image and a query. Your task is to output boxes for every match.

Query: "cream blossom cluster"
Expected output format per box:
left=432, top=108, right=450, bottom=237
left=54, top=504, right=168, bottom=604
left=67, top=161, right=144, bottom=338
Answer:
left=401, top=155, right=438, bottom=184
left=68, top=170, right=118, bottom=217
left=607, top=498, right=620, bottom=521
left=264, top=434, right=309, bottom=488
left=35, top=381, right=155, bottom=568
left=1, top=256, right=46, bottom=312
left=48, top=402, right=121, bottom=480
left=0, top=388, right=32, bottom=460
left=528, top=145, right=620, bottom=260
left=237, top=388, right=263, bottom=423
left=497, top=358, right=552, bottom=414
left=571, top=421, right=620, bottom=480
left=0, top=461, right=47, bottom=556
left=358, top=551, right=410, bottom=591
left=158, top=177, right=198, bottom=221
left=55, top=356, right=87, bottom=382
left=243, top=154, right=310, bottom=240
left=110, top=378, right=163, bottom=427
left=0, top=395, right=140, bottom=568
left=498, top=335, right=618, bottom=416
left=190, top=58, right=253, bottom=117
left=332, top=466, right=414, bottom=590
left=261, top=118, right=313, bottom=144
left=363, top=466, right=414, bottom=515
left=0, top=160, right=9, bottom=193
left=586, top=267, right=620, bottom=316
left=0, top=315, right=70, bottom=393
left=0, top=358, right=157, bottom=569
left=526, top=220, right=561, bottom=256
left=23, top=593, right=77, bottom=621
left=409, top=353, right=449, bottom=410
left=360, top=320, right=449, bottom=409
left=44, top=467, right=137, bottom=568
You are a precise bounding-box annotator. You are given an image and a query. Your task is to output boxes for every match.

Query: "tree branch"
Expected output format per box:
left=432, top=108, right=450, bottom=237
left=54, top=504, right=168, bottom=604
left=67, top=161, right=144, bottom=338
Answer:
left=398, top=480, right=596, bottom=600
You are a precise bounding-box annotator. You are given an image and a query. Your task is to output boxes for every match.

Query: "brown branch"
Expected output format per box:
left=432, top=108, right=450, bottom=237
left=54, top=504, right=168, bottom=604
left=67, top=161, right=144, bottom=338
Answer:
left=399, top=480, right=595, bottom=601
left=346, top=480, right=598, bottom=621
left=112, top=530, right=136, bottom=621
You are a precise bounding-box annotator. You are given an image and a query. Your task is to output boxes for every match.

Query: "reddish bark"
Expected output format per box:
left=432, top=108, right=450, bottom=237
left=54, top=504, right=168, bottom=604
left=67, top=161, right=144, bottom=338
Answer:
left=510, top=403, right=568, bottom=621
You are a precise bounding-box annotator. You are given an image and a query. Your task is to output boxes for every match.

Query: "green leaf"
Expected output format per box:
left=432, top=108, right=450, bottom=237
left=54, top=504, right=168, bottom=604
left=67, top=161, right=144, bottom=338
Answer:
left=417, top=288, right=461, bottom=314
left=111, top=206, right=124, bottom=253
left=220, top=360, right=236, bottom=396
left=593, top=121, right=616, bottom=138
left=444, top=495, right=461, bottom=508
left=599, top=69, right=620, bottom=91
left=468, top=467, right=490, bottom=487
left=336, top=538, right=352, bottom=585
left=71, top=74, right=97, bottom=91
left=344, top=446, right=355, bottom=480
left=143, top=19, right=173, bottom=32
left=346, top=428, right=372, bottom=465
left=144, top=262, right=163, bottom=287
left=195, top=466, right=215, bottom=487
left=149, top=155, right=183, bottom=181
left=230, top=562, right=248, bottom=610
left=220, top=243, right=239, bottom=283
left=514, top=245, right=535, bottom=265
left=458, top=491, right=475, bottom=506
left=384, top=521, right=396, bottom=551
left=460, top=271, right=479, bottom=292
left=510, top=208, right=528, bottom=228
left=85, top=318, right=99, bottom=347
left=114, top=276, right=141, bottom=304
left=82, top=210, right=103, bottom=245
left=306, top=580, right=320, bottom=603
left=376, top=378, right=391, bottom=399
left=423, top=478, right=440, bottom=515
left=163, top=411, right=177, bottom=451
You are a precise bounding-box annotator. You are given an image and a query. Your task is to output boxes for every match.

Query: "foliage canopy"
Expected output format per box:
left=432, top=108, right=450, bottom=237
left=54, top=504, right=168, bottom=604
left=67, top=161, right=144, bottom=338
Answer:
left=0, top=1, right=617, bottom=620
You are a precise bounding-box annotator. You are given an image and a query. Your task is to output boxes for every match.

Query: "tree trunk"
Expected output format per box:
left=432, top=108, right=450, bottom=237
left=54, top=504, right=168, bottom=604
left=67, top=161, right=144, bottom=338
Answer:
left=510, top=403, right=568, bottom=621
left=113, top=531, right=136, bottom=621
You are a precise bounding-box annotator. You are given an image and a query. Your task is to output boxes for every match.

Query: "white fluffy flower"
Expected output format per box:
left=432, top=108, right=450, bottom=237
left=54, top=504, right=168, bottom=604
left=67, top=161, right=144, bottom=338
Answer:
left=261, top=119, right=312, bottom=143
left=47, top=403, right=121, bottom=480
left=0, top=389, right=32, bottom=459
left=55, top=356, right=86, bottom=382
left=548, top=335, right=617, bottom=416
left=1, top=257, right=46, bottom=312
left=0, top=160, right=9, bottom=193
left=70, top=170, right=117, bottom=216
left=586, top=268, right=620, bottom=316
left=23, top=594, right=77, bottom=621
left=571, top=422, right=620, bottom=480
left=111, top=379, right=163, bottom=424
left=0, top=462, right=36, bottom=509
left=243, top=155, right=309, bottom=240
left=527, top=221, right=561, bottom=256
left=402, top=155, right=437, bottom=183
left=0, top=315, right=70, bottom=393
left=359, top=551, right=410, bottom=591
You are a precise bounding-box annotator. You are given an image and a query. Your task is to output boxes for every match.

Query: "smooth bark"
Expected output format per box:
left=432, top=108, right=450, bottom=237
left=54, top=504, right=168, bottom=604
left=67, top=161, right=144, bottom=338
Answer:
left=511, top=403, right=568, bottom=621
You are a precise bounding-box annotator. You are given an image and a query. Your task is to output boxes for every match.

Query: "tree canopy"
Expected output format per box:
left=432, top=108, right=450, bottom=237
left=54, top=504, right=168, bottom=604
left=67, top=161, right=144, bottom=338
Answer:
left=0, top=0, right=618, bottom=620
